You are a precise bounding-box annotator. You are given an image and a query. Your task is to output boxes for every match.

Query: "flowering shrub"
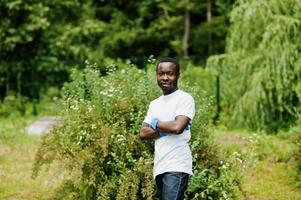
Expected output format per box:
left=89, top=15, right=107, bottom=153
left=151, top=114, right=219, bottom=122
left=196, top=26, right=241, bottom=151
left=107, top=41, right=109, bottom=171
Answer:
left=33, top=61, right=240, bottom=199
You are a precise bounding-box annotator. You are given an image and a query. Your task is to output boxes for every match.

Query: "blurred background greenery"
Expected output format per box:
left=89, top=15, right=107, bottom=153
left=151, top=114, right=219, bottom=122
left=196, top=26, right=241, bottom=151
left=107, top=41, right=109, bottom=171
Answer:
left=0, top=0, right=301, bottom=199
left=0, top=0, right=232, bottom=106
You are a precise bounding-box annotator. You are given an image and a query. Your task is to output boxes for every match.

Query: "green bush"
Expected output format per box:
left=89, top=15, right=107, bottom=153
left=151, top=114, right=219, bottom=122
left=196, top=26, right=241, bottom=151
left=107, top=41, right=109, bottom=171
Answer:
left=33, top=62, right=240, bottom=199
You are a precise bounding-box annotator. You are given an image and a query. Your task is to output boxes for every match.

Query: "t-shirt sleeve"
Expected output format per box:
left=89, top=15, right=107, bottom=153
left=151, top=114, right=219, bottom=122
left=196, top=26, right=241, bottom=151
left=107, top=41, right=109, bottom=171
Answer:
left=143, top=102, right=153, bottom=125
left=174, top=95, right=195, bottom=120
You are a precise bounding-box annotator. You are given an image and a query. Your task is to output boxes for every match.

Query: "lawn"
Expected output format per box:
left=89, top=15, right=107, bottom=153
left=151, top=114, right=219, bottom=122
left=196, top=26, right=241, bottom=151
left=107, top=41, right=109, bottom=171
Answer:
left=0, top=99, right=65, bottom=200
left=213, top=127, right=301, bottom=200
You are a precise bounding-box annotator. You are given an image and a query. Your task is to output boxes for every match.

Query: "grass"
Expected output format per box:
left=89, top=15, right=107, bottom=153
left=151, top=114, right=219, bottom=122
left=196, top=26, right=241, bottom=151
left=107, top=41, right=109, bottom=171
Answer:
left=0, top=117, right=52, bottom=199
left=0, top=97, right=65, bottom=199
left=213, top=126, right=301, bottom=200
left=242, top=160, right=300, bottom=200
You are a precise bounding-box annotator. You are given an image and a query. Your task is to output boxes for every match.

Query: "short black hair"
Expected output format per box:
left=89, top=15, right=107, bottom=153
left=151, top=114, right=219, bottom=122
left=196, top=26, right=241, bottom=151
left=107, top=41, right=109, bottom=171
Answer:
left=156, top=57, right=180, bottom=74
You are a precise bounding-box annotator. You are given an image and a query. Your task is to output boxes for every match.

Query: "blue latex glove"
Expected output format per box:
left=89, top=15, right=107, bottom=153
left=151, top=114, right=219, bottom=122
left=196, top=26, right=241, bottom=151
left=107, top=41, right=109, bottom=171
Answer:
left=159, top=132, right=167, bottom=137
left=150, top=118, right=159, bottom=130
left=185, top=122, right=191, bottom=130
left=150, top=118, right=167, bottom=138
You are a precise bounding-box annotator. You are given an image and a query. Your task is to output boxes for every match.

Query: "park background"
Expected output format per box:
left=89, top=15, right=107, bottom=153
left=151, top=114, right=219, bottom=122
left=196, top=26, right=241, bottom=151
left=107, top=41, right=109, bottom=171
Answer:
left=0, top=0, right=300, bottom=199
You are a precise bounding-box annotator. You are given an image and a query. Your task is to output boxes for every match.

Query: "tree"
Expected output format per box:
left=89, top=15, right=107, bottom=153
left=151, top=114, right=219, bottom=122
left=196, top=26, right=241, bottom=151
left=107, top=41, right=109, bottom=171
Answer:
left=207, top=0, right=301, bottom=131
left=0, top=0, right=235, bottom=101
left=0, top=0, right=104, bottom=100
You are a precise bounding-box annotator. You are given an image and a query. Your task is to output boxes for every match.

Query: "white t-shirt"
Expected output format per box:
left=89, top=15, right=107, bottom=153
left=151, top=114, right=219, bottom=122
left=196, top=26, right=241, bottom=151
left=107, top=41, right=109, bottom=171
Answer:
left=143, top=89, right=195, bottom=178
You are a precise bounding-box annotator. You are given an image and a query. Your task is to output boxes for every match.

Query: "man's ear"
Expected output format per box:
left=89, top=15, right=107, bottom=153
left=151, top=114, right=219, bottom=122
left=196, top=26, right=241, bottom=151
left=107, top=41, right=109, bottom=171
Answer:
left=177, top=73, right=180, bottom=79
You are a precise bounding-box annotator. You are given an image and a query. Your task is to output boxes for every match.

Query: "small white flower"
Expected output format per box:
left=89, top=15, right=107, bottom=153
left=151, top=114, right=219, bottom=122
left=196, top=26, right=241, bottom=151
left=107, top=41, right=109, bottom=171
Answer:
left=80, top=130, right=87, bottom=136
left=237, top=158, right=243, bottom=163
left=70, top=104, right=79, bottom=111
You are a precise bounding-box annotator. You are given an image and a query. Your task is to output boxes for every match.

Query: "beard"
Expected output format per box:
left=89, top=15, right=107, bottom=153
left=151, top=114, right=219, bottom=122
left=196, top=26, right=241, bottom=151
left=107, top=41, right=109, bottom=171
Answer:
left=157, top=80, right=178, bottom=94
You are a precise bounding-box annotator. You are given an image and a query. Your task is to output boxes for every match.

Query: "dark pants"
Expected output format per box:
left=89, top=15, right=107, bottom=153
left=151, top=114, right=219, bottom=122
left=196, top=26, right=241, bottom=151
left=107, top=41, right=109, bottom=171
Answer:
left=155, top=172, right=190, bottom=200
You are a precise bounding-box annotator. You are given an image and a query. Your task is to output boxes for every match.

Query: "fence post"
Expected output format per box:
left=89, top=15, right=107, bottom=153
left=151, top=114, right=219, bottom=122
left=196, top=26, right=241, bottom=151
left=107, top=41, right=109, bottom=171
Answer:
left=31, top=61, right=38, bottom=115
left=214, top=74, right=221, bottom=124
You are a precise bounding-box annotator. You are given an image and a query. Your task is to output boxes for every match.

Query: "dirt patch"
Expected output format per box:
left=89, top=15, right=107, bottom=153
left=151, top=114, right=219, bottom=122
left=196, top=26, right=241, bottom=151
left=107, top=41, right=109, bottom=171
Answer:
left=26, top=116, right=61, bottom=135
left=217, top=134, right=250, bottom=147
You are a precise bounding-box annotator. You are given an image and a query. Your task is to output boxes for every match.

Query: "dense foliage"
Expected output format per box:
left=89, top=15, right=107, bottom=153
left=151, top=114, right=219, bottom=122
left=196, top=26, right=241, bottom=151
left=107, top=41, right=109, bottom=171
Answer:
left=207, top=0, right=301, bottom=131
left=0, top=0, right=234, bottom=99
left=33, top=62, right=240, bottom=199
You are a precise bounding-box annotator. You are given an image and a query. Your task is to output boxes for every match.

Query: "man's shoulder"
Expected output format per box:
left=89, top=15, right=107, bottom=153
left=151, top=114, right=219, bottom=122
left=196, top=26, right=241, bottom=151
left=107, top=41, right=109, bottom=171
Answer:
left=149, top=96, right=162, bottom=105
left=177, top=90, right=194, bottom=101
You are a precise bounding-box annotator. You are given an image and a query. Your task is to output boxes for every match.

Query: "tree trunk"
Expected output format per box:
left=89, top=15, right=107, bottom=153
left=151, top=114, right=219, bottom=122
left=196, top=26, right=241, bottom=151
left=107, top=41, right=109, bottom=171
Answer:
left=183, top=2, right=190, bottom=58
left=207, top=0, right=212, bottom=55
left=5, top=69, right=9, bottom=97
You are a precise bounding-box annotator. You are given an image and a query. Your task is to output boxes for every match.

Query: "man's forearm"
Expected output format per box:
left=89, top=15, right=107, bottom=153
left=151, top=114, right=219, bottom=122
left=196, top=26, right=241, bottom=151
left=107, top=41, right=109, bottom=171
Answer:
left=139, top=127, right=159, bottom=140
left=155, top=115, right=190, bottom=135
left=157, top=121, right=185, bottom=134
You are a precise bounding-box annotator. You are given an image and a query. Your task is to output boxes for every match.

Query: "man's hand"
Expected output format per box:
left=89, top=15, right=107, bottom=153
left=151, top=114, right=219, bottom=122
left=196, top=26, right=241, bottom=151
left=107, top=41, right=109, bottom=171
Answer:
left=151, top=118, right=168, bottom=138
left=139, top=122, right=160, bottom=140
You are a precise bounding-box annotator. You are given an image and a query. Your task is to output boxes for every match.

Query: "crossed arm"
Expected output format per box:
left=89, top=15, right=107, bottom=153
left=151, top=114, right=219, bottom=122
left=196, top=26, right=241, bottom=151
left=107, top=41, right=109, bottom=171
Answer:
left=139, top=115, right=190, bottom=140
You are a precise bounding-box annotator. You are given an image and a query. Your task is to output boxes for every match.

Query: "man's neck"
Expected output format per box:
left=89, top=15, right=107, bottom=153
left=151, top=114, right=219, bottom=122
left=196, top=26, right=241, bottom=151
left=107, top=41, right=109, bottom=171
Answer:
left=163, top=87, right=178, bottom=95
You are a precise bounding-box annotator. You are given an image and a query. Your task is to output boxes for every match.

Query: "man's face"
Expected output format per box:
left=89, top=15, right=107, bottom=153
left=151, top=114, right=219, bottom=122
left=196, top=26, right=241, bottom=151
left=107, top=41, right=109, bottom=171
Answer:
left=156, top=62, right=179, bottom=94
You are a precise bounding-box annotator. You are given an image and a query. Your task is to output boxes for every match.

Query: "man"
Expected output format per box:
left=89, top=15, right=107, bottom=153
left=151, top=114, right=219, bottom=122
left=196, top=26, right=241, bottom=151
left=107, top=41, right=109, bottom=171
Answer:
left=139, top=58, right=195, bottom=200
